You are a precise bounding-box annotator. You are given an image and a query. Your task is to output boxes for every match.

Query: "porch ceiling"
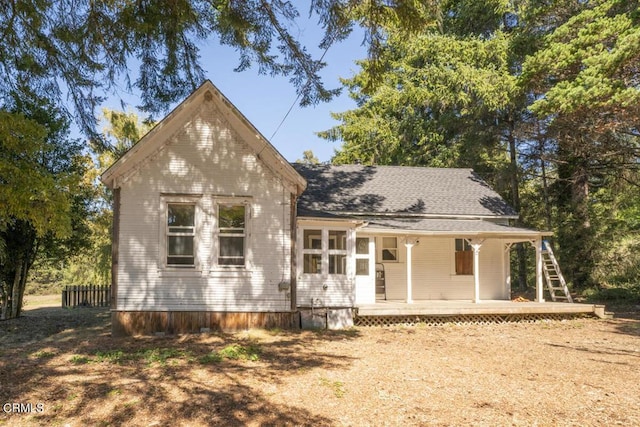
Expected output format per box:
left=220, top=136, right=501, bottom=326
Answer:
left=361, top=217, right=550, bottom=240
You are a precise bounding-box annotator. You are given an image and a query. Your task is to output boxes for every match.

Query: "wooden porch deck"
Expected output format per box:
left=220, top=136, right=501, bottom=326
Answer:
left=356, top=300, right=607, bottom=318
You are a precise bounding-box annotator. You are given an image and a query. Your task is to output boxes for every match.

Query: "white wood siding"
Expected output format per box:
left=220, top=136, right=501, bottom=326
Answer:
left=374, top=236, right=509, bottom=301
left=296, top=226, right=356, bottom=308
left=116, top=99, right=293, bottom=312
left=295, top=231, right=510, bottom=307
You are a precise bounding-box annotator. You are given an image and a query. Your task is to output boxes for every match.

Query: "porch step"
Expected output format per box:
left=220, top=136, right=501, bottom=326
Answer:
left=542, top=241, right=573, bottom=303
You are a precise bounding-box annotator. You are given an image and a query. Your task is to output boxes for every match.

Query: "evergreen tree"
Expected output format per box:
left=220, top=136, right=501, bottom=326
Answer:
left=521, top=0, right=640, bottom=286
left=325, top=0, right=640, bottom=288
left=0, top=0, right=436, bottom=146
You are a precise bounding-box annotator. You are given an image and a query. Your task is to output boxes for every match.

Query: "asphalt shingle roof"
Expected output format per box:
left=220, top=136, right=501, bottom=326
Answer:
left=293, top=164, right=518, bottom=218
left=365, top=218, right=539, bottom=235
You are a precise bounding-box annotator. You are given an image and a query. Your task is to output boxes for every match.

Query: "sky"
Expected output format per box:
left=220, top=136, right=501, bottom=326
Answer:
left=103, top=19, right=367, bottom=163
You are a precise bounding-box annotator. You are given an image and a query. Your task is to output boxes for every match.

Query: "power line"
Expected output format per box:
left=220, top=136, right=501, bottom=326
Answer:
left=269, top=37, right=337, bottom=141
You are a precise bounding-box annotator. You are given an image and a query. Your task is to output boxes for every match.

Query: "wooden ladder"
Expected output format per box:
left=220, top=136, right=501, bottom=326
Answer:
left=541, top=241, right=573, bottom=303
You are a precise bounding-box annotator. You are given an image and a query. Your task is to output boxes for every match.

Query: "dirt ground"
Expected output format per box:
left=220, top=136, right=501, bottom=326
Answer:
left=0, top=299, right=639, bottom=426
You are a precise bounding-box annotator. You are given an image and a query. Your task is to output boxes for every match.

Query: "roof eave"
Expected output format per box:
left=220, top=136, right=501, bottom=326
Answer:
left=301, top=211, right=520, bottom=220
left=361, top=227, right=552, bottom=239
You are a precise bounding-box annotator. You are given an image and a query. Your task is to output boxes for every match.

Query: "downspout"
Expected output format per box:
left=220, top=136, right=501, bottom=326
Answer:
left=290, top=193, right=297, bottom=312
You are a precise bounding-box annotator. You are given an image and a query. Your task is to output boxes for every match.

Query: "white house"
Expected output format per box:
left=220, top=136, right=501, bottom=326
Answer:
left=101, top=80, right=557, bottom=336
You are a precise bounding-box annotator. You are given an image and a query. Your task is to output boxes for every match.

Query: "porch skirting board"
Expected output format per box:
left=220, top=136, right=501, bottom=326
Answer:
left=111, top=310, right=300, bottom=336
left=353, top=312, right=593, bottom=328
left=353, top=301, right=608, bottom=327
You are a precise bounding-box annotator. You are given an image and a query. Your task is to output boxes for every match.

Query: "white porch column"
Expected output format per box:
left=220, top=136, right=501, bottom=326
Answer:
left=470, top=239, right=485, bottom=303
left=404, top=238, right=417, bottom=304
left=535, top=237, right=545, bottom=302
left=503, top=243, right=513, bottom=297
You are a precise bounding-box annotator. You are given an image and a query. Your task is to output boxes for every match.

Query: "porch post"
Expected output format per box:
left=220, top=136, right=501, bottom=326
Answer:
left=503, top=243, right=513, bottom=297
left=470, top=239, right=484, bottom=303
left=404, top=238, right=416, bottom=304
left=535, top=237, right=545, bottom=302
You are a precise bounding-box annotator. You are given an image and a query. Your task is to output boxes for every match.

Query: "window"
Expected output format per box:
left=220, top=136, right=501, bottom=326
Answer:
left=218, top=205, right=246, bottom=266
left=328, top=230, right=347, bottom=275
left=355, top=237, right=370, bottom=276
left=455, top=238, right=473, bottom=275
left=167, top=204, right=196, bottom=266
left=301, top=228, right=348, bottom=276
left=381, top=237, right=398, bottom=261
left=303, top=229, right=322, bottom=274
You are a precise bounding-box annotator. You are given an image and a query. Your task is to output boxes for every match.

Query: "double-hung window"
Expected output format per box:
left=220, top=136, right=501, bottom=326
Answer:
left=166, top=203, right=196, bottom=267
left=218, top=204, right=246, bottom=266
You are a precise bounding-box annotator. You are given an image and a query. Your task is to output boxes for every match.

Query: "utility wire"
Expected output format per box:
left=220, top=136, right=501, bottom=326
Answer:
left=269, top=36, right=338, bottom=141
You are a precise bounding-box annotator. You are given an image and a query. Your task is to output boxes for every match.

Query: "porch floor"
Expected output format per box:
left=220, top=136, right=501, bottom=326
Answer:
left=356, top=299, right=606, bottom=318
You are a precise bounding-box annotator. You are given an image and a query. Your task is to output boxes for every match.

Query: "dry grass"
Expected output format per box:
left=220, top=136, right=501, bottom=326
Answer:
left=0, top=302, right=639, bottom=426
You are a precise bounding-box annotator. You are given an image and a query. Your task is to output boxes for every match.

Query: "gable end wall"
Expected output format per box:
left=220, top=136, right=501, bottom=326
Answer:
left=115, top=98, right=293, bottom=313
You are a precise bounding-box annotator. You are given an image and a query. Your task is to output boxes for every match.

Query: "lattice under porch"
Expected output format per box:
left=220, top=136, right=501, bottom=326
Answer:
left=354, top=300, right=607, bottom=328
left=354, top=312, right=589, bottom=328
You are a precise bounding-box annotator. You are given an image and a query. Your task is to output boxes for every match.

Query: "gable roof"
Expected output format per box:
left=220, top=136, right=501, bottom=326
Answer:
left=101, top=80, right=306, bottom=194
left=292, top=164, right=518, bottom=219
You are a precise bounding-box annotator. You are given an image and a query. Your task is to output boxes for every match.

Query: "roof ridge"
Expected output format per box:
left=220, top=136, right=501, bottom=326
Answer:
left=291, top=163, right=473, bottom=172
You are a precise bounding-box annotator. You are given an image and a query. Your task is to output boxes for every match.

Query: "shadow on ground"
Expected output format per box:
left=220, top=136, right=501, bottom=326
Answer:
left=0, top=307, right=359, bottom=425
left=0, top=307, right=111, bottom=347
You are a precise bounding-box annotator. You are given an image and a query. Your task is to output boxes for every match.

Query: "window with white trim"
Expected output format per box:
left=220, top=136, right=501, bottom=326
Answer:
left=303, top=229, right=322, bottom=274
left=217, top=204, right=246, bottom=266
left=380, top=237, right=398, bottom=262
left=328, top=230, right=347, bottom=275
left=166, top=203, right=196, bottom=267
left=301, top=228, right=348, bottom=276
left=355, top=237, right=370, bottom=276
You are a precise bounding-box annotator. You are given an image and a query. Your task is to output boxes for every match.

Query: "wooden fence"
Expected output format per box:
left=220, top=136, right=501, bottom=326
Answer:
left=61, top=285, right=111, bottom=308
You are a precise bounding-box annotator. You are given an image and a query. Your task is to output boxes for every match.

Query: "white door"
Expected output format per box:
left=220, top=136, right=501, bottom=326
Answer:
left=355, top=236, right=375, bottom=304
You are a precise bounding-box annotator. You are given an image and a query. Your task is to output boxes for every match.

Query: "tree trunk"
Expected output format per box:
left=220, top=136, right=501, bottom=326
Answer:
left=16, top=254, right=30, bottom=316
left=1, top=221, right=38, bottom=319
left=556, top=136, right=594, bottom=289
left=539, top=138, right=552, bottom=230
left=0, top=282, right=7, bottom=320
left=9, top=257, right=23, bottom=319
left=3, top=254, right=32, bottom=319
left=507, top=121, right=528, bottom=291
left=570, top=161, right=594, bottom=287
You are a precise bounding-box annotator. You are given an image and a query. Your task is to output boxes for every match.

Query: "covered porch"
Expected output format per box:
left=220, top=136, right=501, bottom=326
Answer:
left=356, top=218, right=556, bottom=305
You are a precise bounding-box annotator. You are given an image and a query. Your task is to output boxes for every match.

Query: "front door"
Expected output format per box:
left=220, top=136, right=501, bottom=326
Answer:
left=355, top=236, right=375, bottom=304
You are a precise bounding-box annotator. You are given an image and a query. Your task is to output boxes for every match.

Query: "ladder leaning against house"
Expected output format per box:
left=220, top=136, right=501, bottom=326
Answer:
left=541, top=241, right=573, bottom=303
